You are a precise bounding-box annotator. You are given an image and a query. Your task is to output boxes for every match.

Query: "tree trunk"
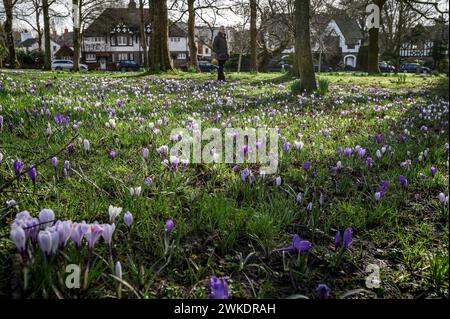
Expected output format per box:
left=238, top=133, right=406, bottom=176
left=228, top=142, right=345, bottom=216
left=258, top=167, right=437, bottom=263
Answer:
left=72, top=0, right=81, bottom=71
left=367, top=0, right=385, bottom=74
left=294, top=0, right=316, bottom=93
left=3, top=0, right=16, bottom=68
left=139, top=0, right=149, bottom=68
left=187, top=0, right=198, bottom=70
left=36, top=8, right=42, bottom=52
left=238, top=53, right=242, bottom=73
left=42, top=0, right=51, bottom=70
left=150, top=0, right=173, bottom=71
left=250, top=0, right=257, bottom=72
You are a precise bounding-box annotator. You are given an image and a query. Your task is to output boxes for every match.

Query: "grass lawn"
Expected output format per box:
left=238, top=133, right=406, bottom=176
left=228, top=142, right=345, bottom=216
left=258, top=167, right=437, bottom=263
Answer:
left=0, top=69, right=448, bottom=299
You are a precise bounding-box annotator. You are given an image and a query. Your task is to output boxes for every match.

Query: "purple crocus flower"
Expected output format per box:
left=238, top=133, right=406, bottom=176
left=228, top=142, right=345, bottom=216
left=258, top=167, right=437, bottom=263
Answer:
left=375, top=133, right=383, bottom=144
left=241, top=168, right=250, bottom=182
left=335, top=231, right=341, bottom=249
left=85, top=224, right=103, bottom=252
left=315, top=284, right=331, bottom=299
left=283, top=142, right=290, bottom=153
left=38, top=230, right=53, bottom=256
left=10, top=226, right=27, bottom=253
left=343, top=228, right=353, bottom=248
left=357, top=148, right=366, bottom=158
left=303, top=161, right=310, bottom=172
left=101, top=224, right=116, bottom=246
left=67, top=143, right=74, bottom=154
left=13, top=160, right=24, bottom=178
left=430, top=166, right=437, bottom=177
left=276, top=234, right=312, bottom=253
left=108, top=150, right=117, bottom=159
left=344, top=148, right=352, bottom=157
left=165, top=219, right=174, bottom=234
left=399, top=175, right=407, bottom=190
left=208, top=276, right=230, bottom=299
left=366, top=157, right=373, bottom=168
left=379, top=180, right=389, bottom=197
left=56, top=220, right=72, bottom=249
left=27, top=166, right=37, bottom=186
left=51, top=157, right=58, bottom=171
left=70, top=223, right=85, bottom=249
left=124, top=211, right=133, bottom=229
left=38, top=209, right=55, bottom=227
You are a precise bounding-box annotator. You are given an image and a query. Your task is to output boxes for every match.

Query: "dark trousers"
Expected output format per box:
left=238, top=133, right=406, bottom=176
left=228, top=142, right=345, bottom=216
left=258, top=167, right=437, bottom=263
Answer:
left=218, top=60, right=226, bottom=81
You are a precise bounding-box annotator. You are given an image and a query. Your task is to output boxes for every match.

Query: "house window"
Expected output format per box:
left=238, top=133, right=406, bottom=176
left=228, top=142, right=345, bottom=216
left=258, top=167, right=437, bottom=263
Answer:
left=86, top=53, right=96, bottom=61
left=205, top=48, right=209, bottom=54
left=115, top=35, right=130, bottom=46
left=177, top=53, right=186, bottom=60
left=117, top=53, right=128, bottom=61
left=171, top=37, right=180, bottom=42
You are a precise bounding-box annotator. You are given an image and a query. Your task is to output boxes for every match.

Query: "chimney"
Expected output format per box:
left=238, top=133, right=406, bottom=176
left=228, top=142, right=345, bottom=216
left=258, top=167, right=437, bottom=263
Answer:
left=52, top=30, right=57, bottom=38
left=64, top=28, right=69, bottom=39
left=128, top=0, right=137, bottom=8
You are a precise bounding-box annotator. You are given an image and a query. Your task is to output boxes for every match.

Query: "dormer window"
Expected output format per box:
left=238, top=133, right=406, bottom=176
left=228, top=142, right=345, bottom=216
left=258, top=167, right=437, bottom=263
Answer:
left=118, top=36, right=129, bottom=45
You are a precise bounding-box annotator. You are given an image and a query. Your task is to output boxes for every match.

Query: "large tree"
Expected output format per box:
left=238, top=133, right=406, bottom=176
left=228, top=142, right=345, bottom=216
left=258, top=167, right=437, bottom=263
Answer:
left=294, top=0, right=316, bottom=92
left=42, top=0, right=51, bottom=70
left=139, top=0, right=149, bottom=68
left=187, top=0, right=198, bottom=70
left=1, top=0, right=19, bottom=68
left=249, top=0, right=257, bottom=71
left=150, top=0, right=172, bottom=71
left=72, top=0, right=80, bottom=71
left=367, top=0, right=386, bottom=74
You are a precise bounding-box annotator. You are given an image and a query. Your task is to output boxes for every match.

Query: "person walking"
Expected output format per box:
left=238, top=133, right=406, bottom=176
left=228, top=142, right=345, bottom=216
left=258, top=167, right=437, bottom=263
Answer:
left=213, top=26, right=229, bottom=81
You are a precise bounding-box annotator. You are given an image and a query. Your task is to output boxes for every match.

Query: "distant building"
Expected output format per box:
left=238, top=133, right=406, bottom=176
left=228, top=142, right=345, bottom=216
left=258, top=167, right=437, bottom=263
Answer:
left=52, top=28, right=74, bottom=49
left=81, top=0, right=188, bottom=70
left=399, top=23, right=449, bottom=61
left=267, top=11, right=363, bottom=69
left=54, top=45, right=74, bottom=60
left=16, top=31, right=60, bottom=58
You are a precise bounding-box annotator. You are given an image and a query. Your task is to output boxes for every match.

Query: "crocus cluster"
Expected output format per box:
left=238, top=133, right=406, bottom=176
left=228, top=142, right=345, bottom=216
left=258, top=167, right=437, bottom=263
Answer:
left=9, top=208, right=133, bottom=257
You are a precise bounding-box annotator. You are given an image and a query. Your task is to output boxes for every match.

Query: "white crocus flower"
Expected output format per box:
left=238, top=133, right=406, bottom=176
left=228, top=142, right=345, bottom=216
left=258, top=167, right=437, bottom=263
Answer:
left=108, top=205, right=123, bottom=223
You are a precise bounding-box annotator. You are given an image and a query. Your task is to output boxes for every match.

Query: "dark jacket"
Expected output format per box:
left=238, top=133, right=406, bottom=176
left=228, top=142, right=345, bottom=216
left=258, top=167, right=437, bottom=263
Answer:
left=213, top=32, right=229, bottom=61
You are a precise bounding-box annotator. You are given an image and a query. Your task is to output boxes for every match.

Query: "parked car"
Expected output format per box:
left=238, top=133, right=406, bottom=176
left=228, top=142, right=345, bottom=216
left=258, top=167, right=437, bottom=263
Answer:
left=116, top=60, right=142, bottom=72
left=400, top=63, right=431, bottom=74
left=198, top=61, right=219, bottom=72
left=379, top=61, right=396, bottom=73
left=266, top=59, right=292, bottom=72
left=51, top=60, right=88, bottom=71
